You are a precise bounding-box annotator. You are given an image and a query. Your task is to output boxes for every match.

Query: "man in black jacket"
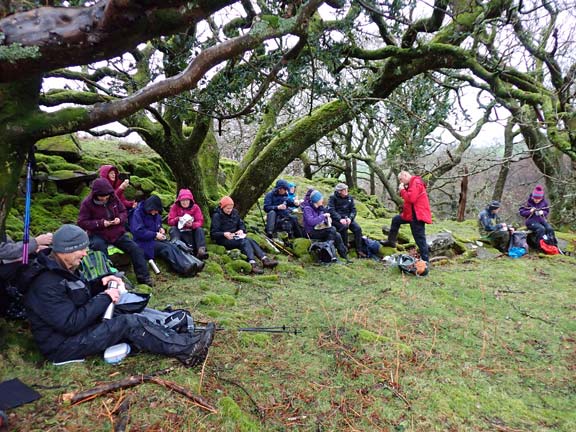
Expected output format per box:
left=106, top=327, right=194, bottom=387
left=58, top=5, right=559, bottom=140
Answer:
left=24, top=224, right=214, bottom=366
left=211, top=196, right=277, bottom=274
left=328, top=183, right=366, bottom=258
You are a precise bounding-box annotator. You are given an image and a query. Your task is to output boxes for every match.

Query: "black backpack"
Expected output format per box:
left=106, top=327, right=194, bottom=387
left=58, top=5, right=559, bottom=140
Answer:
left=309, top=240, right=338, bottom=263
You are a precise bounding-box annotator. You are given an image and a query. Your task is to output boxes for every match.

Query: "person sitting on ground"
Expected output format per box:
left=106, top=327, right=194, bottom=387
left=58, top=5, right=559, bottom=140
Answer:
left=263, top=179, right=303, bottom=239
left=381, top=171, right=431, bottom=268
left=287, top=182, right=301, bottom=211
left=478, top=200, right=514, bottom=253
left=78, top=178, right=153, bottom=286
left=167, top=189, right=208, bottom=260
left=328, top=183, right=366, bottom=258
left=23, top=224, right=215, bottom=366
left=99, top=164, right=137, bottom=210
left=301, top=189, right=349, bottom=261
left=1, top=232, right=52, bottom=319
left=211, top=196, right=278, bottom=274
left=518, top=185, right=557, bottom=246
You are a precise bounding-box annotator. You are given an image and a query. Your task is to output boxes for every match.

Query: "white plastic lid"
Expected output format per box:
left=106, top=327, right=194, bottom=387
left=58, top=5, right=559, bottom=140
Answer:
left=104, top=343, right=131, bottom=364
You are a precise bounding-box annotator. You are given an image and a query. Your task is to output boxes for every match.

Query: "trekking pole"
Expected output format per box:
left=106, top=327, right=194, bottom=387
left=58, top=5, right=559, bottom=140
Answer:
left=22, top=147, right=35, bottom=264
left=254, top=230, right=296, bottom=257
left=196, top=324, right=302, bottom=335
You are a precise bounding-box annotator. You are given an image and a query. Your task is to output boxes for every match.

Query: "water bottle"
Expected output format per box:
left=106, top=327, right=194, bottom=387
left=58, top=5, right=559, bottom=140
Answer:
left=149, top=259, right=160, bottom=274
left=103, top=280, right=118, bottom=320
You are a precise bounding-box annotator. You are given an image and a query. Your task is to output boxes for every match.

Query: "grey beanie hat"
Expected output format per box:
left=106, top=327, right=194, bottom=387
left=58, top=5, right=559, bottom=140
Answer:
left=52, top=224, right=89, bottom=253
left=335, top=183, right=348, bottom=192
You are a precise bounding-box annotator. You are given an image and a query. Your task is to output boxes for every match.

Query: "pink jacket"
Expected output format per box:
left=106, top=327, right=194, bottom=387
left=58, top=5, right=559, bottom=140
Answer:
left=99, top=164, right=135, bottom=209
left=167, top=189, right=204, bottom=230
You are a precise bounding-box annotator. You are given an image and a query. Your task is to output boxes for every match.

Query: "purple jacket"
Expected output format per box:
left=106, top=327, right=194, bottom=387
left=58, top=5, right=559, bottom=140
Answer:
left=519, top=196, right=550, bottom=226
left=77, top=178, right=127, bottom=243
left=301, top=190, right=328, bottom=234
left=130, top=195, right=163, bottom=259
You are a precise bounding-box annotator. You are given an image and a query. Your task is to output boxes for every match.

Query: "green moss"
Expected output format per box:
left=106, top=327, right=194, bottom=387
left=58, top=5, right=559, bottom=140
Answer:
left=357, top=329, right=389, bottom=343
left=276, top=262, right=305, bottom=276
left=292, top=238, right=312, bottom=257
left=225, top=260, right=252, bottom=275
left=130, top=175, right=156, bottom=193
left=218, top=397, right=261, bottom=432
left=207, top=244, right=227, bottom=255
left=238, top=332, right=271, bottom=348
left=202, top=261, right=224, bottom=276
left=36, top=134, right=81, bottom=161
left=200, top=292, right=236, bottom=306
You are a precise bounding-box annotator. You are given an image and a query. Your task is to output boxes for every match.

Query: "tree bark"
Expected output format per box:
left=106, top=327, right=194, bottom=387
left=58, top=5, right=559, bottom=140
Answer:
left=492, top=118, right=515, bottom=202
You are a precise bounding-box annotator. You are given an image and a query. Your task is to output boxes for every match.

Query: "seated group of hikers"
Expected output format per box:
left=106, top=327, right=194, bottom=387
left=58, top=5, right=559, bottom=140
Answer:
left=478, top=184, right=560, bottom=254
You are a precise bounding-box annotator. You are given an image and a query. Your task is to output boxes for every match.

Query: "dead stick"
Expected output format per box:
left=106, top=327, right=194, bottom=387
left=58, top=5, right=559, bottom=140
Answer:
left=113, top=395, right=131, bottom=432
left=147, top=377, right=217, bottom=413
left=510, top=303, right=554, bottom=325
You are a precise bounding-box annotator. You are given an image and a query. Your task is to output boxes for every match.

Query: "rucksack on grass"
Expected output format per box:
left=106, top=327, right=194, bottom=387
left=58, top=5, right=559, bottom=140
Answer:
left=397, top=254, right=428, bottom=276
left=309, top=240, right=338, bottom=264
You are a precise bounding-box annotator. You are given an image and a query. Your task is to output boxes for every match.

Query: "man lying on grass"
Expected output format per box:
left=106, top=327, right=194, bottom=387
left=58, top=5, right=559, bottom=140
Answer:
left=23, top=224, right=215, bottom=367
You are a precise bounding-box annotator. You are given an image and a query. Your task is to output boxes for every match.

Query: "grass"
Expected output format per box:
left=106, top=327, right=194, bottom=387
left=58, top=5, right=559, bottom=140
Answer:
left=2, top=236, right=576, bottom=431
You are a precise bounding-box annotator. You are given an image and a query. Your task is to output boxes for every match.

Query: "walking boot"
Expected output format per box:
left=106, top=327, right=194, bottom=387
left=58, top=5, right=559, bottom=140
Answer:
left=251, top=262, right=264, bottom=274
left=379, top=240, right=397, bottom=248
left=261, top=256, right=278, bottom=268
left=196, top=247, right=209, bottom=260
left=178, top=323, right=215, bottom=368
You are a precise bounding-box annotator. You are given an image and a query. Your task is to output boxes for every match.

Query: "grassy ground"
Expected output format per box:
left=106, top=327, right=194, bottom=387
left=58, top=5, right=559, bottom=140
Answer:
left=2, top=235, right=575, bottom=431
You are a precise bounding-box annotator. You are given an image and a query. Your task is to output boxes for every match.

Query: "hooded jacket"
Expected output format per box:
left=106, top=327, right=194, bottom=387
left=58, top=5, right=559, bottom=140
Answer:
left=24, top=250, right=111, bottom=361
left=478, top=207, right=504, bottom=236
left=77, top=178, right=127, bottom=243
left=210, top=207, right=246, bottom=242
left=99, top=165, right=135, bottom=209
left=130, top=195, right=164, bottom=259
left=399, top=176, right=432, bottom=224
left=328, top=191, right=357, bottom=221
left=263, top=179, right=295, bottom=217
left=301, top=189, right=328, bottom=234
left=518, top=194, right=550, bottom=226
left=167, top=189, right=204, bottom=230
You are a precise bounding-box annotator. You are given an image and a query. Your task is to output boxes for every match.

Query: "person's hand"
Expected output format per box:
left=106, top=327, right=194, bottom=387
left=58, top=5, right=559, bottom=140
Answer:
left=530, top=207, right=536, bottom=214
left=346, top=217, right=352, bottom=224
left=294, top=199, right=301, bottom=206
left=339, top=218, right=348, bottom=225
left=104, top=288, right=121, bottom=303
left=224, top=232, right=234, bottom=240
left=235, top=230, right=244, bottom=236
left=500, top=223, right=507, bottom=231
left=185, top=221, right=194, bottom=228
left=119, top=179, right=129, bottom=190
left=35, top=233, right=53, bottom=247
left=132, top=201, right=138, bottom=209
left=159, top=227, right=165, bottom=234
left=156, top=232, right=166, bottom=241
left=111, top=218, right=121, bottom=225
left=278, top=203, right=287, bottom=210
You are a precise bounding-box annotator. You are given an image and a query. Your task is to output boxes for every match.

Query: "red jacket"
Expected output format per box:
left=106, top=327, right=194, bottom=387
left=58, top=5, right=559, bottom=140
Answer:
left=99, top=165, right=135, bottom=210
left=400, top=176, right=432, bottom=224
left=167, top=189, right=204, bottom=230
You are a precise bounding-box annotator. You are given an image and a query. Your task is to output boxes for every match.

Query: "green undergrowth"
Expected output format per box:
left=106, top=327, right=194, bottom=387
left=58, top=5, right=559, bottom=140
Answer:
left=2, top=247, right=575, bottom=431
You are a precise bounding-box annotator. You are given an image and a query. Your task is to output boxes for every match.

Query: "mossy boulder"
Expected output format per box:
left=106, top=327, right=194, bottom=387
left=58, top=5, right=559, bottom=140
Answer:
left=36, top=134, right=82, bottom=162
left=207, top=244, right=227, bottom=256
left=218, top=396, right=261, bottom=431
left=202, top=261, right=225, bottom=276
left=292, top=238, right=312, bottom=257
left=225, top=260, right=252, bottom=275
left=200, top=292, right=236, bottom=306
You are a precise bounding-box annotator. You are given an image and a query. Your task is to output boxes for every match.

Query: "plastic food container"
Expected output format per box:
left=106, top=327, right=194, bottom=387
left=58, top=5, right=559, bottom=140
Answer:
left=103, top=343, right=131, bottom=364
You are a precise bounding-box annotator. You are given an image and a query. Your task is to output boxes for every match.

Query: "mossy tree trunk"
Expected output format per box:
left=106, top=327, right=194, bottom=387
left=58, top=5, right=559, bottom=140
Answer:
left=492, top=118, right=515, bottom=202
left=0, top=77, right=42, bottom=238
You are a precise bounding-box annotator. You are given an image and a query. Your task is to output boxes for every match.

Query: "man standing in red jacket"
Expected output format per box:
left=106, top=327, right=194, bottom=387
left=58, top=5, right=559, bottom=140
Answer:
left=381, top=171, right=432, bottom=266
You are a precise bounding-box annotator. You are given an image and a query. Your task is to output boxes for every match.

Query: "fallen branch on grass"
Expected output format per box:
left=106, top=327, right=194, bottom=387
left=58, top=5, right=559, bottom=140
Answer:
left=112, top=395, right=131, bottom=432
left=510, top=303, right=555, bottom=325
left=62, top=367, right=217, bottom=413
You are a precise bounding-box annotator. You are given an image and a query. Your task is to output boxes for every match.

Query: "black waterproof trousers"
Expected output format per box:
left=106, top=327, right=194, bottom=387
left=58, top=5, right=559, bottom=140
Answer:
left=168, top=227, right=206, bottom=253
left=90, top=233, right=150, bottom=283
left=388, top=215, right=429, bottom=262
left=48, top=314, right=203, bottom=363
left=333, top=220, right=363, bottom=252
left=217, top=238, right=265, bottom=262
left=307, top=227, right=348, bottom=258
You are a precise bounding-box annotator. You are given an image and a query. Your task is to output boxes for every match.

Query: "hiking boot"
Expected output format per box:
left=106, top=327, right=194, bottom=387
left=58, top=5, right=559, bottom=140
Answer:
left=178, top=323, right=215, bottom=368
left=196, top=247, right=209, bottom=260
left=379, top=240, right=397, bottom=248
left=138, top=277, right=155, bottom=287
left=251, top=262, right=264, bottom=274
left=261, top=257, right=278, bottom=268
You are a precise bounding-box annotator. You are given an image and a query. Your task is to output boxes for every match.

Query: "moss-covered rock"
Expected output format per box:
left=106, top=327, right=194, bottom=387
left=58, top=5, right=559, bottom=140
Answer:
left=200, top=292, right=236, bottom=306
left=218, top=396, right=261, bottom=432
left=292, top=238, right=311, bottom=258
left=202, top=261, right=225, bottom=276
left=207, top=244, right=227, bottom=256
left=36, top=134, right=82, bottom=162
left=225, top=260, right=252, bottom=275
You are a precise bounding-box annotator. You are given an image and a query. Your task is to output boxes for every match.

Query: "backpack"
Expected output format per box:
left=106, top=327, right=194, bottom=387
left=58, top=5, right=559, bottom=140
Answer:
left=167, top=240, right=205, bottom=275
left=309, top=240, right=338, bottom=264
left=508, top=231, right=528, bottom=257
left=539, top=239, right=560, bottom=255
left=137, top=307, right=195, bottom=333
left=397, top=254, right=428, bottom=276
left=361, top=237, right=381, bottom=258
left=80, top=250, right=115, bottom=282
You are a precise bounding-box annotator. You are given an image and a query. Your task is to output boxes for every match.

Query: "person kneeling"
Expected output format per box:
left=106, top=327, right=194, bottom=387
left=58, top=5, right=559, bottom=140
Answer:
left=24, top=224, right=215, bottom=366
left=211, top=197, right=278, bottom=274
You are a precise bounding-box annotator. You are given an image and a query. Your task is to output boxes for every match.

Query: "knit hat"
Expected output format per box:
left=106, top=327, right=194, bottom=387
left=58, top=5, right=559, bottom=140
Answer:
left=52, top=224, right=89, bottom=253
left=488, top=200, right=501, bottom=210
left=335, top=183, right=348, bottom=192
left=310, top=190, right=323, bottom=204
left=220, top=196, right=234, bottom=208
left=532, top=185, right=544, bottom=198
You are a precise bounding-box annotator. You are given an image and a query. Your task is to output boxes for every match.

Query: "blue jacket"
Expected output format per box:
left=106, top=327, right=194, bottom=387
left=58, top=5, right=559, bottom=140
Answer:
left=478, top=207, right=504, bottom=236
left=130, top=195, right=163, bottom=259
left=263, top=180, right=295, bottom=218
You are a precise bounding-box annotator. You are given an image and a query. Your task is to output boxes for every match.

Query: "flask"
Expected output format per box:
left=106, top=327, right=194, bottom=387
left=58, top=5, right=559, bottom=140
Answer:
left=149, top=259, right=160, bottom=274
left=103, top=280, right=118, bottom=320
